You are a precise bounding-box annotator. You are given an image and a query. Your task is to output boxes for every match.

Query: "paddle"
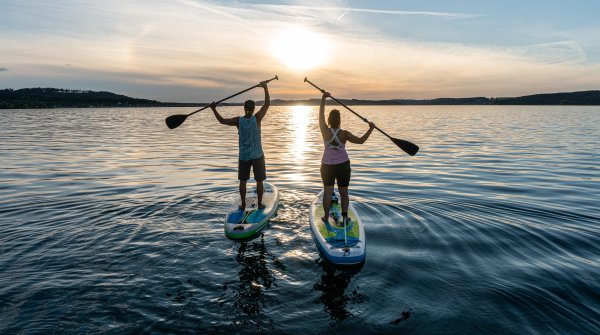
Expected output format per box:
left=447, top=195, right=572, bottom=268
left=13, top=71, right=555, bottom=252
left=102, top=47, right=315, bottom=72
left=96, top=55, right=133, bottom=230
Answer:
left=304, top=77, right=419, bottom=156
left=165, top=75, right=279, bottom=129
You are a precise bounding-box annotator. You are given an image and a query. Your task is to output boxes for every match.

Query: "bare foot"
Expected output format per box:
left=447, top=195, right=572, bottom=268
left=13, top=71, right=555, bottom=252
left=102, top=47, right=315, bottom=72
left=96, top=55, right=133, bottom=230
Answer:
left=257, top=204, right=266, bottom=210
left=239, top=204, right=246, bottom=211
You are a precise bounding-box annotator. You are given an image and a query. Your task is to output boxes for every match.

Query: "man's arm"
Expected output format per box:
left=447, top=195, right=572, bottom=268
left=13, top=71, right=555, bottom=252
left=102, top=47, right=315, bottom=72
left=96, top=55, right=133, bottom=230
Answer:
left=345, top=122, right=376, bottom=144
left=210, top=102, right=239, bottom=126
left=254, top=81, right=270, bottom=122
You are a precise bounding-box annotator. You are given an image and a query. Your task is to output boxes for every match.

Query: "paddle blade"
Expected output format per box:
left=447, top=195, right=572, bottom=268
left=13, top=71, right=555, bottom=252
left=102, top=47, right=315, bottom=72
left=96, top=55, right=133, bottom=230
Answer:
left=165, top=114, right=188, bottom=129
left=392, top=137, right=419, bottom=156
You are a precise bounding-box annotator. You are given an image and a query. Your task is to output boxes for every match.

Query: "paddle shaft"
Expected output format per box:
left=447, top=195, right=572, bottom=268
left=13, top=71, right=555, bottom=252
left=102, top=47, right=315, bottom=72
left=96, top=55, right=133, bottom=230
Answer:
left=304, top=77, right=398, bottom=140
left=187, top=75, right=278, bottom=117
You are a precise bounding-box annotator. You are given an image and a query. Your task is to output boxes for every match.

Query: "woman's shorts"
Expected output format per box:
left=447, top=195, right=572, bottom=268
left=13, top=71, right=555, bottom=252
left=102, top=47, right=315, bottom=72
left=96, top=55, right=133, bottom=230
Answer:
left=320, top=160, right=351, bottom=187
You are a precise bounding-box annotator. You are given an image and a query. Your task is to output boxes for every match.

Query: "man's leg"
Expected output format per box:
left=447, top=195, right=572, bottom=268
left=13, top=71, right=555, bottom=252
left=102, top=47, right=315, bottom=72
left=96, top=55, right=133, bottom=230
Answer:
left=238, top=159, right=251, bottom=210
left=256, top=180, right=265, bottom=209
left=254, top=156, right=267, bottom=209
left=239, top=180, right=247, bottom=210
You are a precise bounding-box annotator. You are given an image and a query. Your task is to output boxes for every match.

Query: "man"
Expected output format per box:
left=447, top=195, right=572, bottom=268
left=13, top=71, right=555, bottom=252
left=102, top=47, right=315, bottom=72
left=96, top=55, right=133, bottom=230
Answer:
left=209, top=81, right=270, bottom=210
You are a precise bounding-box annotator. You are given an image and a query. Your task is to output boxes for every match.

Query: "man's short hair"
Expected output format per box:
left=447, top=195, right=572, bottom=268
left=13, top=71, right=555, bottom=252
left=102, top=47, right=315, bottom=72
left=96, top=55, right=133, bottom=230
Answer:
left=244, top=100, right=255, bottom=113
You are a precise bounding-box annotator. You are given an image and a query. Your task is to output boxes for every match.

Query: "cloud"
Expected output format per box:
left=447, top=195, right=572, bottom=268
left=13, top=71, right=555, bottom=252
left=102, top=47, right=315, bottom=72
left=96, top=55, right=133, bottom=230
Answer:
left=1, top=0, right=599, bottom=100
left=300, top=32, right=600, bottom=99
left=512, top=41, right=587, bottom=64
left=254, top=4, right=479, bottom=19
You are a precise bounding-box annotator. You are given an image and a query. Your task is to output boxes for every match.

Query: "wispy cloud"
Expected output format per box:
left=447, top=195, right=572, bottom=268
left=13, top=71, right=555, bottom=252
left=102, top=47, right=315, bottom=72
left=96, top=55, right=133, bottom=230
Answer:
left=512, top=41, right=587, bottom=64
left=254, top=4, right=479, bottom=19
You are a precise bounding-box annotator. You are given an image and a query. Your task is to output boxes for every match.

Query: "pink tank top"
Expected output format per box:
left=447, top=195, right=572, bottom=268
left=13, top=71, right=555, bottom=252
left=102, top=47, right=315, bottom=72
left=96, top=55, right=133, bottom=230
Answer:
left=322, top=128, right=350, bottom=165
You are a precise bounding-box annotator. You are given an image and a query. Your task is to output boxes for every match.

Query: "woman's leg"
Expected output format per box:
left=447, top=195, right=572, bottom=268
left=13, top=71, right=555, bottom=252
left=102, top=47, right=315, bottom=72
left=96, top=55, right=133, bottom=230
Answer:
left=320, top=163, right=335, bottom=222
left=337, top=160, right=351, bottom=222
left=339, top=186, right=349, bottom=221
left=322, top=186, right=334, bottom=221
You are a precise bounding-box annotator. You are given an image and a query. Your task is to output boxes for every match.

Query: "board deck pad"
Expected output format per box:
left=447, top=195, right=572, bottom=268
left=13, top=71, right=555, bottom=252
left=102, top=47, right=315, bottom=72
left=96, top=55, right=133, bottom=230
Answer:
left=313, top=201, right=360, bottom=248
left=309, top=190, right=366, bottom=265
left=225, top=182, right=279, bottom=239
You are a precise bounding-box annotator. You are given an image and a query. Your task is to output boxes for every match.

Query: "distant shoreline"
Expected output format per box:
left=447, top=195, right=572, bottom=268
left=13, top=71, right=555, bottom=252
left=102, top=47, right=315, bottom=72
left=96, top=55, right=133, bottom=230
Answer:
left=2, top=88, right=600, bottom=109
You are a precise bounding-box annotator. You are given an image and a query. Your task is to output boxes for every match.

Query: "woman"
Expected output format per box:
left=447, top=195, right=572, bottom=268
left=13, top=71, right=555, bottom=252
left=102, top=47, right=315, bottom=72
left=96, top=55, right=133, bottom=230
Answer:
left=319, top=91, right=375, bottom=226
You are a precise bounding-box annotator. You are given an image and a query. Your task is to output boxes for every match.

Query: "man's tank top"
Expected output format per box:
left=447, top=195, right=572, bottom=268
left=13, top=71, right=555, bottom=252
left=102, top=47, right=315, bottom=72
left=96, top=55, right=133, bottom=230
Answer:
left=238, top=115, right=264, bottom=160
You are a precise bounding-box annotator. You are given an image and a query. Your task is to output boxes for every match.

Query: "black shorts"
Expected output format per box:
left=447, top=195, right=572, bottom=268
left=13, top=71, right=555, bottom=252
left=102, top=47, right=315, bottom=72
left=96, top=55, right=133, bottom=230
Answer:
left=320, top=160, right=351, bottom=187
left=238, top=156, right=266, bottom=181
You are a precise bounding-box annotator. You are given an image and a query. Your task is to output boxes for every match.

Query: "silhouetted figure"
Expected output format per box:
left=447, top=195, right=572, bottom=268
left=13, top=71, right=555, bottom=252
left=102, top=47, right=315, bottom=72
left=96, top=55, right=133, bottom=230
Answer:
left=318, top=91, right=375, bottom=226
left=210, top=81, right=270, bottom=210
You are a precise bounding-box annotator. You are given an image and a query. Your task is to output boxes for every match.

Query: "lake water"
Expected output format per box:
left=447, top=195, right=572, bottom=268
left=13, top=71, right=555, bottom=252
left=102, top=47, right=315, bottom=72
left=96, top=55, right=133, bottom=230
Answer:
left=1, top=105, right=599, bottom=334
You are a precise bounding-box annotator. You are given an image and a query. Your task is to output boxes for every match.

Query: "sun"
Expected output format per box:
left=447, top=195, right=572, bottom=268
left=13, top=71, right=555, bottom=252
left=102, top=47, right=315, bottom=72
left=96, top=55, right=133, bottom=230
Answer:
left=270, top=27, right=330, bottom=70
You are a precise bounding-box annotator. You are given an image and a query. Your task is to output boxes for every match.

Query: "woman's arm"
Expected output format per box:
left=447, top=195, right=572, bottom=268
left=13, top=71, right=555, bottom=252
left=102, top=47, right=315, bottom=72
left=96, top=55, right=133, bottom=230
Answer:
left=319, top=92, right=330, bottom=134
left=345, top=122, right=376, bottom=144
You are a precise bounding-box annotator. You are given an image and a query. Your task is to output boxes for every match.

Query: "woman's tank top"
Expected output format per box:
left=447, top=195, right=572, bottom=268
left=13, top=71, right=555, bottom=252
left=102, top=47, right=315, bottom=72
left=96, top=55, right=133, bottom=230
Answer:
left=322, top=128, right=349, bottom=165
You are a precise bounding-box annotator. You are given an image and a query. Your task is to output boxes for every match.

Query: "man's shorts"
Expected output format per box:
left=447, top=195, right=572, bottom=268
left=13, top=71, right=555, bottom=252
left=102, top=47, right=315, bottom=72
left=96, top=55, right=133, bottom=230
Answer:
left=238, top=156, right=267, bottom=181
left=320, top=160, right=351, bottom=187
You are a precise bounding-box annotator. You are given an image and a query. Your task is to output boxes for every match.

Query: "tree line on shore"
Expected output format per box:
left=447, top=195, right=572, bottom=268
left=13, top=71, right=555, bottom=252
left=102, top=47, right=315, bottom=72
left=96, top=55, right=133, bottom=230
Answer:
left=0, top=88, right=170, bottom=109
left=2, top=87, right=600, bottom=109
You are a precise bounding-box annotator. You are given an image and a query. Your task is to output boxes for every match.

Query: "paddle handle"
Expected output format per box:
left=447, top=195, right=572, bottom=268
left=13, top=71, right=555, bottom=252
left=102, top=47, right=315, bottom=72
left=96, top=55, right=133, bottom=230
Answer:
left=188, top=75, right=278, bottom=117
left=304, top=77, right=394, bottom=140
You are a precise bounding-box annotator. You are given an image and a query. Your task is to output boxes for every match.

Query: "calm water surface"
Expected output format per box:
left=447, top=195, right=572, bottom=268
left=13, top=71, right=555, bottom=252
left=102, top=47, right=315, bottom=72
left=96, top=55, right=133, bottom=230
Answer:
left=1, top=106, right=599, bottom=334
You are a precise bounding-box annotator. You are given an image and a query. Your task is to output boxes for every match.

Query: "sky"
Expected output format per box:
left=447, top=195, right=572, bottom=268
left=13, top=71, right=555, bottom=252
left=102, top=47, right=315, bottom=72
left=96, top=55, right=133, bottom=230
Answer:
left=1, top=0, right=600, bottom=102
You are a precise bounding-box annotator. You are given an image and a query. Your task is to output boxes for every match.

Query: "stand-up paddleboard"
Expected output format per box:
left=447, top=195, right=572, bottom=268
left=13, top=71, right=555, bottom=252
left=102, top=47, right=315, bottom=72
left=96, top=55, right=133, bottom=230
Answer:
left=309, top=189, right=366, bottom=265
left=225, top=182, right=279, bottom=239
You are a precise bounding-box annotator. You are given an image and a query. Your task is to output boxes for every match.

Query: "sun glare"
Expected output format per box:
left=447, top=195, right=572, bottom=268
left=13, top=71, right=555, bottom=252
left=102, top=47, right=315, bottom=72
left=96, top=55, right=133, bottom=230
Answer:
left=270, top=27, right=330, bottom=70
left=290, top=105, right=311, bottom=161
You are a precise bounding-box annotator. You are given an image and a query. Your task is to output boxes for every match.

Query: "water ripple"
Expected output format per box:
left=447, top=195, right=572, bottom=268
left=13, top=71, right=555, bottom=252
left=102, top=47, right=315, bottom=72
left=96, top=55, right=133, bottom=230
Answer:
left=1, top=106, right=599, bottom=334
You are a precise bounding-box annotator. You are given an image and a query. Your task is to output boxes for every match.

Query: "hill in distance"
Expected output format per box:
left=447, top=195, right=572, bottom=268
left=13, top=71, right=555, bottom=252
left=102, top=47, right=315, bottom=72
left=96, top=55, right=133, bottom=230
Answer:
left=1, top=87, right=600, bottom=109
left=271, top=90, right=600, bottom=106
left=0, top=88, right=208, bottom=109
